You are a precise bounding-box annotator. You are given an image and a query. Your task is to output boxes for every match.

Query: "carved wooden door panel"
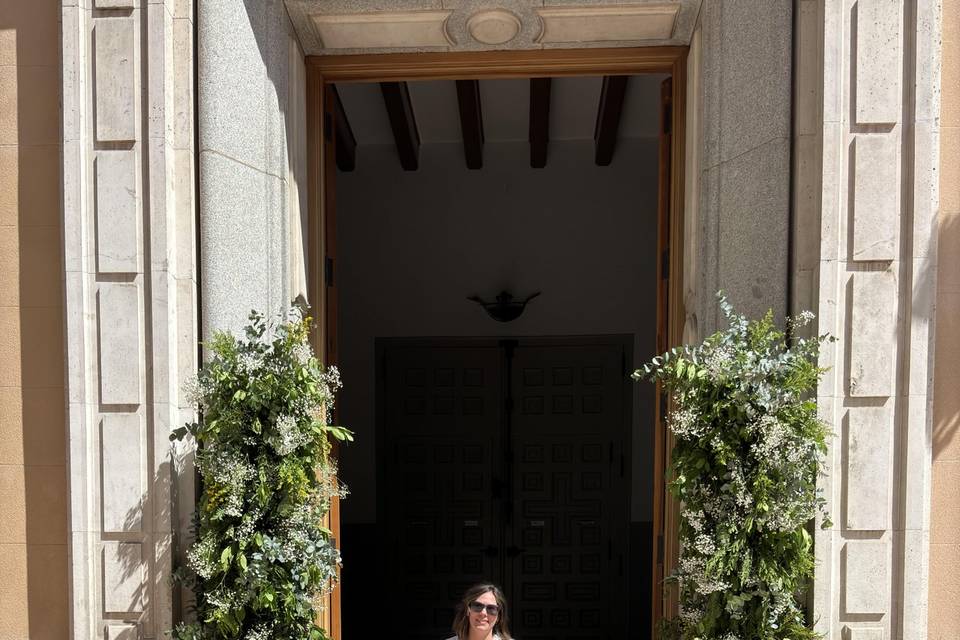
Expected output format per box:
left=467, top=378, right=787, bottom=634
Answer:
left=508, top=339, right=631, bottom=640
left=381, top=343, right=504, bottom=640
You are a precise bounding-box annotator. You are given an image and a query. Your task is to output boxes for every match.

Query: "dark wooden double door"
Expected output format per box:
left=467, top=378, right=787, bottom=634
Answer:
left=379, top=337, right=631, bottom=640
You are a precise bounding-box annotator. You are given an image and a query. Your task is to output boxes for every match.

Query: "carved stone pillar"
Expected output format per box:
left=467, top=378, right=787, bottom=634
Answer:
left=61, top=0, right=197, bottom=637
left=796, top=1, right=943, bottom=638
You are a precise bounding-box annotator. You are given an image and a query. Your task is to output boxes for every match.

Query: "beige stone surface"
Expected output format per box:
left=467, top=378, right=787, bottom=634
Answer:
left=24, top=543, right=69, bottom=638
left=0, top=224, right=18, bottom=307
left=537, top=5, right=679, bottom=44
left=854, top=0, right=902, bottom=124
left=19, top=310, right=63, bottom=390
left=0, top=306, right=22, bottom=387
left=845, top=405, right=894, bottom=530
left=931, top=460, right=960, bottom=544
left=0, top=544, right=29, bottom=638
left=0, top=0, right=60, bottom=68
left=21, top=387, right=65, bottom=467
left=0, top=3, right=70, bottom=637
left=929, top=543, right=960, bottom=638
left=0, top=30, right=14, bottom=67
left=18, top=225, right=61, bottom=309
left=852, top=134, right=900, bottom=260
left=942, top=128, right=960, bottom=215
left=23, top=466, right=67, bottom=545
left=18, top=144, right=62, bottom=229
left=15, top=67, right=58, bottom=147
left=930, top=0, right=960, bottom=635
left=0, top=145, right=15, bottom=227
left=843, top=539, right=891, bottom=615
left=0, top=387, right=23, bottom=465
left=0, top=465, right=27, bottom=543
left=311, top=11, right=452, bottom=48
left=938, top=216, right=960, bottom=294
left=944, top=43, right=958, bottom=127
left=0, top=66, right=16, bottom=145
left=94, top=18, right=138, bottom=143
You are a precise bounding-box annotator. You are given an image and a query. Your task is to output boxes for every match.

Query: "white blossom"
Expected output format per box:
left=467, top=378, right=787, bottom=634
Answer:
left=272, top=414, right=308, bottom=456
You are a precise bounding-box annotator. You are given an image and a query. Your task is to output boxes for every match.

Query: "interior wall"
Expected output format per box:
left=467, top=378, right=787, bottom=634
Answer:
left=336, top=137, right=660, bottom=525
left=930, top=0, right=960, bottom=635
left=0, top=1, right=69, bottom=637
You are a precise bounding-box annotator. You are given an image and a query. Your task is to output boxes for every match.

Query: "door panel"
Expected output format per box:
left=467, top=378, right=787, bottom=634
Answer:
left=382, top=344, right=504, bottom=640
left=509, top=342, right=629, bottom=640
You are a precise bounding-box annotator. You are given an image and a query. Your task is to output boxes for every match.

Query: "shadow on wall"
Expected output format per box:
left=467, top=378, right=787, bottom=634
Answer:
left=1, top=0, right=70, bottom=638
left=933, top=211, right=960, bottom=461
left=113, top=450, right=195, bottom=633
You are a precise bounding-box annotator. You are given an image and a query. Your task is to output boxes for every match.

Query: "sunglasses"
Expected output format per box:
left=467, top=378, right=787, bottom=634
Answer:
left=468, top=601, right=500, bottom=617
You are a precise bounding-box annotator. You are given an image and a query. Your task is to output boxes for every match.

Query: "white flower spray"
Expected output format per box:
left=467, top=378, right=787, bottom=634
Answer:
left=636, top=295, right=832, bottom=640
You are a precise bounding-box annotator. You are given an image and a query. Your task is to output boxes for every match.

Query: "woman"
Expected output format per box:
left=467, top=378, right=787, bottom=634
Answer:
left=446, top=583, right=514, bottom=640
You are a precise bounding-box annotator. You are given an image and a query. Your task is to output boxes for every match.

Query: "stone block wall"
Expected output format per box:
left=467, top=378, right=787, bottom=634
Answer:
left=0, top=1, right=69, bottom=637
left=929, top=0, right=960, bottom=636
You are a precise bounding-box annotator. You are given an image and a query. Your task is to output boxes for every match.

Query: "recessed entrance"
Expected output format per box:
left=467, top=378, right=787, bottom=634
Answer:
left=378, top=337, right=632, bottom=639
left=306, top=49, right=687, bottom=640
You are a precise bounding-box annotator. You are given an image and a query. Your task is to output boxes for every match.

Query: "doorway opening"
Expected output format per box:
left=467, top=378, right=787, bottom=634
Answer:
left=375, top=336, right=634, bottom=640
left=306, top=49, right=687, bottom=640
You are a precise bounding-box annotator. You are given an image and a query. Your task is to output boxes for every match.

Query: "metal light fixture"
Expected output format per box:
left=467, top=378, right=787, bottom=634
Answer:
left=467, top=290, right=540, bottom=322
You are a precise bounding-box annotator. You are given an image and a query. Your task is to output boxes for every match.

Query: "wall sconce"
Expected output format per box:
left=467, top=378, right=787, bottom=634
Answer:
left=467, top=290, right=540, bottom=322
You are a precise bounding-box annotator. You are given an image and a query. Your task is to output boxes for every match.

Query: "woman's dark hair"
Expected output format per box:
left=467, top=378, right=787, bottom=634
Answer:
left=451, top=583, right=512, bottom=640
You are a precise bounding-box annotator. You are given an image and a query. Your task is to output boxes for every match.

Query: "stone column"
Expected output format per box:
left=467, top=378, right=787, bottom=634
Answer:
left=61, top=0, right=197, bottom=637
left=797, top=1, right=943, bottom=638
left=198, top=0, right=305, bottom=339
left=694, top=0, right=794, bottom=334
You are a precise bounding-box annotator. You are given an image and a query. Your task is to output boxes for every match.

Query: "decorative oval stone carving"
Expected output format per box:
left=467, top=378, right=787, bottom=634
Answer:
left=443, top=1, right=543, bottom=50
left=467, top=9, right=522, bottom=45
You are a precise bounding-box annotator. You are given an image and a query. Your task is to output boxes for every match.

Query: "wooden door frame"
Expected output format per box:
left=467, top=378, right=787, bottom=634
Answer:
left=305, top=46, right=687, bottom=639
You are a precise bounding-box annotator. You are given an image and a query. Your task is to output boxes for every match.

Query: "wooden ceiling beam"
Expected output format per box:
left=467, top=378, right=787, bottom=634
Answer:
left=380, top=81, right=420, bottom=171
left=331, top=85, right=357, bottom=172
left=594, top=75, right=629, bottom=166
left=529, top=77, right=552, bottom=168
left=455, top=79, right=484, bottom=170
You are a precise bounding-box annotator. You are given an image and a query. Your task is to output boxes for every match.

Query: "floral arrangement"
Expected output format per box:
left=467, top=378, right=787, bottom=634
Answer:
left=171, top=310, right=352, bottom=640
left=636, top=297, right=831, bottom=640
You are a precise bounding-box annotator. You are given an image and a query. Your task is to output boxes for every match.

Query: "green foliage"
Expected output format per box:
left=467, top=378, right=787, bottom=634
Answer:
left=171, top=310, right=352, bottom=640
left=635, top=296, right=832, bottom=640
